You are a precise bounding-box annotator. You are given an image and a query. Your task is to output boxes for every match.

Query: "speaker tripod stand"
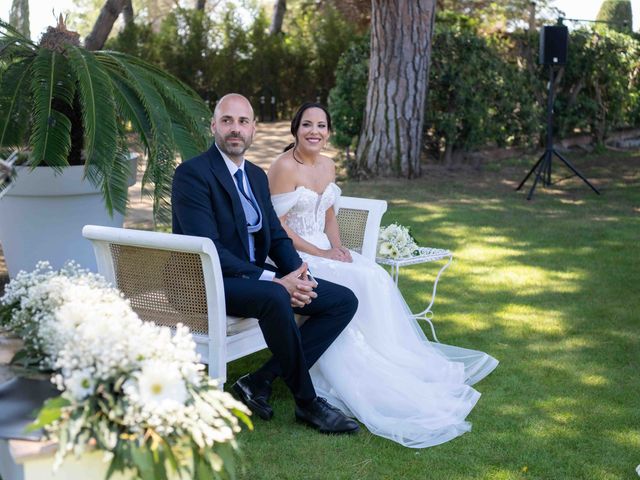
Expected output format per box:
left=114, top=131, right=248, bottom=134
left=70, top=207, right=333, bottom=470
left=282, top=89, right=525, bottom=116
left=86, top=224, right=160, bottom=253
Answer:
left=516, top=65, right=600, bottom=200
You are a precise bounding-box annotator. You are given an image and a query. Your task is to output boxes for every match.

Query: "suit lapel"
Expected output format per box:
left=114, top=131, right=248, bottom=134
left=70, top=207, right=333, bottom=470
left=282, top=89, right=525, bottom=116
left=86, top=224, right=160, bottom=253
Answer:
left=206, top=145, right=250, bottom=258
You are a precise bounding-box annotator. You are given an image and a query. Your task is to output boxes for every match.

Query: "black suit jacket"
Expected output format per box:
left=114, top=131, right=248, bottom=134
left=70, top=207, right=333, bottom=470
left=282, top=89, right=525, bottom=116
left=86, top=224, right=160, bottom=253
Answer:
left=172, top=144, right=302, bottom=279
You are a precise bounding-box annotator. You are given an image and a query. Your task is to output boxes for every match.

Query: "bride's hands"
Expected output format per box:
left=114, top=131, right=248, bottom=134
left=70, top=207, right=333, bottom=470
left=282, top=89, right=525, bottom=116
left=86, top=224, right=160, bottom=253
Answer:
left=338, top=247, right=353, bottom=262
left=322, top=246, right=353, bottom=263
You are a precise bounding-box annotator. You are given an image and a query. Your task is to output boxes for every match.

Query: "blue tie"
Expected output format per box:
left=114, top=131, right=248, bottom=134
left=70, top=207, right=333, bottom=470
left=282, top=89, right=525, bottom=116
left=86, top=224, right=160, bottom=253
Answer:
left=234, top=169, right=248, bottom=197
left=234, top=169, right=258, bottom=213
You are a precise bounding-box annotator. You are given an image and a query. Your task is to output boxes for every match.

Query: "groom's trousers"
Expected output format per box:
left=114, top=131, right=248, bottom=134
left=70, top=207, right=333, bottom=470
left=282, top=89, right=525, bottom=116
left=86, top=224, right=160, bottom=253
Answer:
left=223, top=276, right=357, bottom=405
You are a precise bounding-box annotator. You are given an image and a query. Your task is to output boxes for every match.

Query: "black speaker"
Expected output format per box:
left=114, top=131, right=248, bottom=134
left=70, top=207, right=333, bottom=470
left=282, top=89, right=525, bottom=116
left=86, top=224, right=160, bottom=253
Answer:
left=539, top=25, right=568, bottom=65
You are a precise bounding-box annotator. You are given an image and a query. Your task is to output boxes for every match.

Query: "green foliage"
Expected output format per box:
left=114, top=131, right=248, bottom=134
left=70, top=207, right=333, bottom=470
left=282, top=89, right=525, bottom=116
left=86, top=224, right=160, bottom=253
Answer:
left=106, top=21, right=161, bottom=69
left=107, top=1, right=357, bottom=118
left=0, top=57, right=35, bottom=148
left=555, top=27, right=640, bottom=146
left=28, top=49, right=75, bottom=168
left=431, top=14, right=638, bottom=160
left=108, top=7, right=219, bottom=106
left=596, top=0, right=633, bottom=33
left=243, top=7, right=311, bottom=113
left=327, top=34, right=369, bottom=164
left=327, top=13, right=640, bottom=167
left=35, top=3, right=638, bottom=173
left=0, top=19, right=211, bottom=220
left=425, top=19, right=540, bottom=162
left=299, top=2, right=359, bottom=102
left=26, top=396, right=71, bottom=432
left=486, top=33, right=542, bottom=148
left=435, top=0, right=559, bottom=32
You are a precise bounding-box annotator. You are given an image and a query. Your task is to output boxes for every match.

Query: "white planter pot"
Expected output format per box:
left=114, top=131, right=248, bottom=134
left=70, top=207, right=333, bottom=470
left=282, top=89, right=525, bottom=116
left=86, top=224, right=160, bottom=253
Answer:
left=0, top=157, right=138, bottom=278
left=0, top=438, right=183, bottom=480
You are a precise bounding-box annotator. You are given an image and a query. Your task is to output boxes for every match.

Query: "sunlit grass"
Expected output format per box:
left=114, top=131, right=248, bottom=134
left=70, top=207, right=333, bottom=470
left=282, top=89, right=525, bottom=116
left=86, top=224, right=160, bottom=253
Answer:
left=227, top=150, right=640, bottom=479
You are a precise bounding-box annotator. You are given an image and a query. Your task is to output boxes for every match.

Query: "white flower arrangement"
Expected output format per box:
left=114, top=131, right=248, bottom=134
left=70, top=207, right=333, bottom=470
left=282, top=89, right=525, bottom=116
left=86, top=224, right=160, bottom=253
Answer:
left=377, top=223, right=421, bottom=259
left=0, top=262, right=251, bottom=479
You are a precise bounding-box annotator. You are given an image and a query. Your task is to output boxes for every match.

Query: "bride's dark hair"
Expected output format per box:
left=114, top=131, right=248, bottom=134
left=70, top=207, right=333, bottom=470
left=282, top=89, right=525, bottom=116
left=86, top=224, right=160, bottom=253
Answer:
left=284, top=102, right=332, bottom=164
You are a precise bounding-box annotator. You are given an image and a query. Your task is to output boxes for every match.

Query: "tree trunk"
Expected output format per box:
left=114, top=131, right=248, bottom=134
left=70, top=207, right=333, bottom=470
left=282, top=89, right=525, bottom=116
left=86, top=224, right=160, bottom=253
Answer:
left=527, top=1, right=536, bottom=31
left=123, top=0, right=134, bottom=26
left=567, top=78, right=585, bottom=110
left=355, top=0, right=436, bottom=178
left=9, top=0, right=30, bottom=39
left=517, top=34, right=545, bottom=108
left=443, top=141, right=454, bottom=169
left=196, top=0, right=207, bottom=9
left=269, top=0, right=287, bottom=36
left=84, top=0, right=127, bottom=51
left=593, top=80, right=606, bottom=146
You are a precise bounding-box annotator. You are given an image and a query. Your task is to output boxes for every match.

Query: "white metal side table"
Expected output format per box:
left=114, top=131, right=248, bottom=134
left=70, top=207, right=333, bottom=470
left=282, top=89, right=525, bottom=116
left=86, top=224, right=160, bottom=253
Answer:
left=376, top=247, right=453, bottom=342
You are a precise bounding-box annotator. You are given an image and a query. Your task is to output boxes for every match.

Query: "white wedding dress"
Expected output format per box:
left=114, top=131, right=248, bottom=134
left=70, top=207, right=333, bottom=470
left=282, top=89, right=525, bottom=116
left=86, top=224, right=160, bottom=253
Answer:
left=271, top=183, right=498, bottom=448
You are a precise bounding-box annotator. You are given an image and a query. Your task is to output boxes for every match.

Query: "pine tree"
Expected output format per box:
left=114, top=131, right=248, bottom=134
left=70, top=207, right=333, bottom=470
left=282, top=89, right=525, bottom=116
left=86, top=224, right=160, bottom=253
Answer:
left=596, top=0, right=633, bottom=33
left=9, top=0, right=30, bottom=39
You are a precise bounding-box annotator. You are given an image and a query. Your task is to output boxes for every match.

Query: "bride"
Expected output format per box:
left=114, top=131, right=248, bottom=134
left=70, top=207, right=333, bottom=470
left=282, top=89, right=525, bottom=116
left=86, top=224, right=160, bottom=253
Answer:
left=267, top=102, right=498, bottom=448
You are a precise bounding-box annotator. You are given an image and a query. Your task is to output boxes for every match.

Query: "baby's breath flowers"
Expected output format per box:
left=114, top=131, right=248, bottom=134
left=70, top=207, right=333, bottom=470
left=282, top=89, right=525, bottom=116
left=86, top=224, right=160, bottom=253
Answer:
left=377, top=223, right=420, bottom=259
left=0, top=262, right=251, bottom=479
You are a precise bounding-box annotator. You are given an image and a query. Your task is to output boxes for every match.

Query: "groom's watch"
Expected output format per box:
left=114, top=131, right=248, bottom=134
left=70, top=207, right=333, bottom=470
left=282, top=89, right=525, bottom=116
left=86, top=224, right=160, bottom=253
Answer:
left=295, top=270, right=317, bottom=286
left=306, top=271, right=317, bottom=286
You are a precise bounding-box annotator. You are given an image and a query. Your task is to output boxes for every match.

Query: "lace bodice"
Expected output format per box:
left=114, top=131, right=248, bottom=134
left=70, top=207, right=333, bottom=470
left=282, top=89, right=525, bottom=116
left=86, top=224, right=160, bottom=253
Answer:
left=271, top=183, right=341, bottom=239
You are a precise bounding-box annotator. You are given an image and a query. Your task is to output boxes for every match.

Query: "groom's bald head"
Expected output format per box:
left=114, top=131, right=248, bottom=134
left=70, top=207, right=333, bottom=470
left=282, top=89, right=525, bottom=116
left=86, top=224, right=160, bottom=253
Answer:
left=213, top=93, right=255, bottom=121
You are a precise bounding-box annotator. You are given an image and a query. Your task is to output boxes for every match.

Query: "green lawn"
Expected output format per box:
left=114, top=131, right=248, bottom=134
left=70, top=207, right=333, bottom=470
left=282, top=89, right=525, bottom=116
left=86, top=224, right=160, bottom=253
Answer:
left=227, top=150, right=640, bottom=480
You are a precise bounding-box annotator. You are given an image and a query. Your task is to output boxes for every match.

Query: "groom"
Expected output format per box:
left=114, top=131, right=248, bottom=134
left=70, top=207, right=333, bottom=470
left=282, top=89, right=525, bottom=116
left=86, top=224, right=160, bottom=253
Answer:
left=172, top=93, right=359, bottom=434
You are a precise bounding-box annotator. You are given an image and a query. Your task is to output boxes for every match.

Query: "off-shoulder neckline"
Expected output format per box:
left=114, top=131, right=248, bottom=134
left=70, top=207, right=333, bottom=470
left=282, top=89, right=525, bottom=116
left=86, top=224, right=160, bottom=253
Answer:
left=272, top=182, right=339, bottom=198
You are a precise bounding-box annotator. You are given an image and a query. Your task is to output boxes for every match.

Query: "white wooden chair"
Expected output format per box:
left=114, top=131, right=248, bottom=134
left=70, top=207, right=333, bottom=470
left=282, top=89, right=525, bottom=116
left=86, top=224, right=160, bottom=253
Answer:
left=82, top=195, right=387, bottom=389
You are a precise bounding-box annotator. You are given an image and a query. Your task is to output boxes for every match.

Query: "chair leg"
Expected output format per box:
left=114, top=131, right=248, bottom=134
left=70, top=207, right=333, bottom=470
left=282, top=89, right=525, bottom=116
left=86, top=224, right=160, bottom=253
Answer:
left=208, top=339, right=227, bottom=389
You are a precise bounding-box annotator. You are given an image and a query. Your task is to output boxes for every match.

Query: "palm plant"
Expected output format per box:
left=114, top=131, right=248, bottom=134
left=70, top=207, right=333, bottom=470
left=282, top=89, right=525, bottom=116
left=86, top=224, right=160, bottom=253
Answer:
left=0, top=16, right=211, bottom=220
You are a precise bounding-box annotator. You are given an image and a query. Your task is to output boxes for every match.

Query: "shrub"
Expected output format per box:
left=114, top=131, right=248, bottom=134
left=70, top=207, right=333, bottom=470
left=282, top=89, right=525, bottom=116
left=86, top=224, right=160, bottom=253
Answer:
left=555, top=27, right=640, bottom=146
left=425, top=19, right=540, bottom=164
left=328, top=34, right=369, bottom=170
left=107, top=2, right=359, bottom=120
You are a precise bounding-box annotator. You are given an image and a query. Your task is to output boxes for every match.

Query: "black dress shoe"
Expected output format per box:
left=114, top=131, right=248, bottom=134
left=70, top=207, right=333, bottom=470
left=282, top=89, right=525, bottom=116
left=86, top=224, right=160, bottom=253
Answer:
left=232, top=374, right=274, bottom=420
left=295, top=397, right=359, bottom=434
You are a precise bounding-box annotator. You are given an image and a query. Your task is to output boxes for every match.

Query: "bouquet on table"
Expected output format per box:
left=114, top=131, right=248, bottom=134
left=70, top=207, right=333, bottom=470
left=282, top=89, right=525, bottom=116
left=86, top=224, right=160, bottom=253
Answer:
left=0, top=262, right=251, bottom=480
left=377, top=223, right=421, bottom=259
